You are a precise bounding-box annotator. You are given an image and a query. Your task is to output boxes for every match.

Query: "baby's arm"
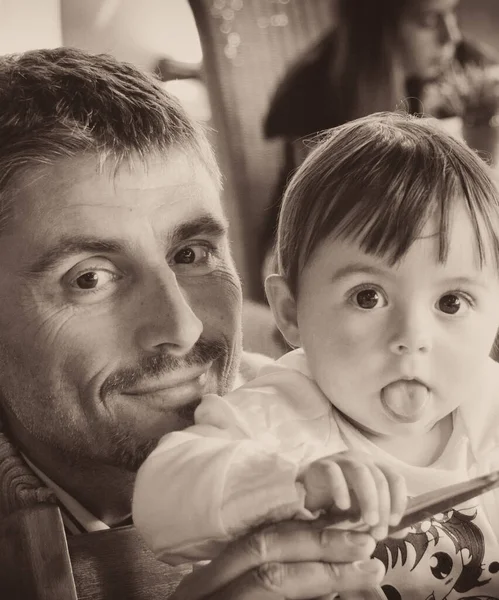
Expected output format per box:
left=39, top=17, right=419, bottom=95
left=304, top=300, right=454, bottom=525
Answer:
left=301, top=451, right=408, bottom=540
left=133, top=369, right=333, bottom=564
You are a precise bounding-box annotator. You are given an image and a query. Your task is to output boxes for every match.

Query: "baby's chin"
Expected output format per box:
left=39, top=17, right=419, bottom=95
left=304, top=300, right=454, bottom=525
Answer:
left=340, top=408, right=444, bottom=440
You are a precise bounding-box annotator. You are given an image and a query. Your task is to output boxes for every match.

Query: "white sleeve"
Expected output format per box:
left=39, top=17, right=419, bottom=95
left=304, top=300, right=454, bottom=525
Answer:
left=132, top=369, right=336, bottom=564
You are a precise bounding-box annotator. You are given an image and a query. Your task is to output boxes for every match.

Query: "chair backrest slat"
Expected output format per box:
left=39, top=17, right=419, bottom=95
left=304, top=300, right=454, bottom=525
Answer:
left=0, top=504, right=190, bottom=599
left=0, top=504, right=78, bottom=600
left=188, top=0, right=333, bottom=300
left=68, top=524, right=190, bottom=600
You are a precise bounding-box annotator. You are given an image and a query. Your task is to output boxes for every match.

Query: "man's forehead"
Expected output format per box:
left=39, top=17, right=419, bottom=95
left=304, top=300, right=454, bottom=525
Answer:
left=0, top=150, right=229, bottom=274
left=7, top=149, right=224, bottom=227
left=34, top=150, right=217, bottom=193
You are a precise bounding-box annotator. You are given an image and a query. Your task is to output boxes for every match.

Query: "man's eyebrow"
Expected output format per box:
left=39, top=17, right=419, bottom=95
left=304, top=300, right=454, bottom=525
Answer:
left=331, top=263, right=392, bottom=284
left=25, top=237, right=125, bottom=277
left=169, top=214, right=228, bottom=247
left=24, top=215, right=229, bottom=277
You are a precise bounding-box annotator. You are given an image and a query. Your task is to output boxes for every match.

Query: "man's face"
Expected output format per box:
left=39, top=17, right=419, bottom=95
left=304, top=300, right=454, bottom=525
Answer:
left=0, top=150, right=242, bottom=470
left=400, top=0, right=462, bottom=80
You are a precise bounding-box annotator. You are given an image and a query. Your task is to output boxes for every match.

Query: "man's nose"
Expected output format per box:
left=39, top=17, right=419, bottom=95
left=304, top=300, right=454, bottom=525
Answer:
left=135, top=272, right=203, bottom=355
left=388, top=309, right=432, bottom=355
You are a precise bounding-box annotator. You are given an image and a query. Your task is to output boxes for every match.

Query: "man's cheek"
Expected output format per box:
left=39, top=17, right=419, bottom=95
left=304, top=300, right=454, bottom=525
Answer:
left=194, top=275, right=241, bottom=326
left=8, top=302, right=81, bottom=348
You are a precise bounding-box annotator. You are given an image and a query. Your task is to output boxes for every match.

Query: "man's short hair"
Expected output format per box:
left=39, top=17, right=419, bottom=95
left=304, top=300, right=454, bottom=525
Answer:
left=0, top=47, right=219, bottom=230
left=277, top=111, right=499, bottom=295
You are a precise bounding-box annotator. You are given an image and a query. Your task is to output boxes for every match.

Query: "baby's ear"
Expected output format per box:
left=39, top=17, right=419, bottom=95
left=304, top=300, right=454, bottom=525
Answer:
left=265, top=274, right=301, bottom=348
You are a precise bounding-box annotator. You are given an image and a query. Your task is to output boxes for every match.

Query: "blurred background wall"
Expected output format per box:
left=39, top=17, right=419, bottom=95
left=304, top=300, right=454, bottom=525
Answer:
left=458, top=0, right=499, bottom=52
left=60, top=0, right=201, bottom=72
left=0, top=0, right=62, bottom=53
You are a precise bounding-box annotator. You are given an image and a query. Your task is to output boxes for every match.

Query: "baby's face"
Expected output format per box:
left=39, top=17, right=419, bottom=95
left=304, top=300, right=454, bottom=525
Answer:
left=293, top=200, right=499, bottom=439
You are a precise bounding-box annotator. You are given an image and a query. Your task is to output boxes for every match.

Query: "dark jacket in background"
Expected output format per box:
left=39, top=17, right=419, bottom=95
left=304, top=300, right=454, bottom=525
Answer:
left=265, top=32, right=497, bottom=140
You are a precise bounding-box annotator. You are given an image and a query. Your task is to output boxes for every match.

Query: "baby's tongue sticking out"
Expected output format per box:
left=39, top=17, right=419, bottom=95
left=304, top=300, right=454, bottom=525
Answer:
left=381, top=380, right=429, bottom=423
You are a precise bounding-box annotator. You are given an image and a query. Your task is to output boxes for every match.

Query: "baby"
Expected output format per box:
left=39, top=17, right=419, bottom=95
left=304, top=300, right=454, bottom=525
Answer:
left=133, top=113, right=499, bottom=597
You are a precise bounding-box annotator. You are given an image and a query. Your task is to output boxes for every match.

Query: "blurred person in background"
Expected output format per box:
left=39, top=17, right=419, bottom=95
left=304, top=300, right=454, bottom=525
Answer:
left=261, top=0, right=498, bottom=281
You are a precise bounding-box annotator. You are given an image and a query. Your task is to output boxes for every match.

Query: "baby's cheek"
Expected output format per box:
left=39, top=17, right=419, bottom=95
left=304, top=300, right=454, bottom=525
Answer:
left=335, top=318, right=384, bottom=358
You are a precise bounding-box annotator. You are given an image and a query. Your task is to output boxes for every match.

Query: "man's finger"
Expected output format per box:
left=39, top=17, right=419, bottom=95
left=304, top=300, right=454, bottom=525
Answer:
left=203, top=559, right=385, bottom=600
left=171, top=521, right=377, bottom=600
left=338, top=586, right=388, bottom=600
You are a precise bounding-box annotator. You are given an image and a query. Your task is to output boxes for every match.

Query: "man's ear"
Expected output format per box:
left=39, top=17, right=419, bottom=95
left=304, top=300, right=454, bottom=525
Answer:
left=265, top=274, right=301, bottom=348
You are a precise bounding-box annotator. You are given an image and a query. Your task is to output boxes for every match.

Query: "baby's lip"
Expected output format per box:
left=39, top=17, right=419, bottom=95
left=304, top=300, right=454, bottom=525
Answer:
left=393, top=375, right=430, bottom=388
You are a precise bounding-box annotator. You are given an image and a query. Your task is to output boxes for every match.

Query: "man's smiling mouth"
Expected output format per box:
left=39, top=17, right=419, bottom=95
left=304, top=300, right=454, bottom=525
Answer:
left=121, top=369, right=209, bottom=409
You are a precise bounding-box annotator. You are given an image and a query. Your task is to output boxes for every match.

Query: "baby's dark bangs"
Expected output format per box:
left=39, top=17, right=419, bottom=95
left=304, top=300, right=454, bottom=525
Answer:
left=304, top=138, right=497, bottom=269
left=336, top=162, right=456, bottom=266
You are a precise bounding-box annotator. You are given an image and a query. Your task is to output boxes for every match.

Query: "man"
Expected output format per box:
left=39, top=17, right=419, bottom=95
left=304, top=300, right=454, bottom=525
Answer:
left=0, top=47, right=383, bottom=598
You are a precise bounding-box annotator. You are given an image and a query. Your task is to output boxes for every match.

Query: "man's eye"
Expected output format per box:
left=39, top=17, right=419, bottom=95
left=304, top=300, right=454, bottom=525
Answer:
left=437, top=293, right=472, bottom=315
left=71, top=270, right=116, bottom=291
left=350, top=287, right=387, bottom=310
left=173, top=245, right=211, bottom=265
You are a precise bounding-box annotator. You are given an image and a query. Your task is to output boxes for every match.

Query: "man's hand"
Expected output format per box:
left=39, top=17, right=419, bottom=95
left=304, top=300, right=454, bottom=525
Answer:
left=170, top=519, right=384, bottom=600
left=301, top=451, right=408, bottom=541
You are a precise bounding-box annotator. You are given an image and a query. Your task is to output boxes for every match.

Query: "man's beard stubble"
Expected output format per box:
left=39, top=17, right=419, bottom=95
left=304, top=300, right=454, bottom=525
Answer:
left=101, top=336, right=227, bottom=397
left=0, top=334, right=239, bottom=473
left=102, top=336, right=235, bottom=471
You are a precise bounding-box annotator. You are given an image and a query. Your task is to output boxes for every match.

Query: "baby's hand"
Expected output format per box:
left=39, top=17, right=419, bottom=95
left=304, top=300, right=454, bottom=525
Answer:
left=301, top=451, right=407, bottom=540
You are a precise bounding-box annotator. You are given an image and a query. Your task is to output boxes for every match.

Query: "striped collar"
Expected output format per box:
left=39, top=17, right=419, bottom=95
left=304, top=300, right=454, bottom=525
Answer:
left=22, top=453, right=109, bottom=534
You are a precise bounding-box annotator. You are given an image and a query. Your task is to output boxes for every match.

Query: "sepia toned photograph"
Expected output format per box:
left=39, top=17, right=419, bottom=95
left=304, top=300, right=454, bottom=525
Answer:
left=2, top=2, right=499, bottom=598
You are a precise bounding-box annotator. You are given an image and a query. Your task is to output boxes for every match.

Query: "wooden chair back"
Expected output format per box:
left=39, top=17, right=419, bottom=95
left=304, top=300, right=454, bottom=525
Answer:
left=0, top=504, right=190, bottom=600
left=189, top=0, right=333, bottom=300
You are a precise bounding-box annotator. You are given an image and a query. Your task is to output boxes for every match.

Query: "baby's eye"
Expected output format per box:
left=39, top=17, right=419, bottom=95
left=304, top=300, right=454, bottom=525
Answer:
left=351, top=288, right=387, bottom=310
left=437, top=293, right=472, bottom=315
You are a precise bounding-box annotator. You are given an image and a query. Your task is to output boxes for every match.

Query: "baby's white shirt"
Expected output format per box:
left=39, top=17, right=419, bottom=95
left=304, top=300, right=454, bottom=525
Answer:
left=133, top=349, right=499, bottom=595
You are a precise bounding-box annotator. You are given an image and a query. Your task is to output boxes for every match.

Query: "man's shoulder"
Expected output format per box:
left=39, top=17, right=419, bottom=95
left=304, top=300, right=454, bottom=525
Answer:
left=236, top=351, right=274, bottom=387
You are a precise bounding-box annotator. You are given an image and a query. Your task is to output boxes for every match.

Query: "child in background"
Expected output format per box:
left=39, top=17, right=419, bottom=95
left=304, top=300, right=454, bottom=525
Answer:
left=133, top=113, right=499, bottom=597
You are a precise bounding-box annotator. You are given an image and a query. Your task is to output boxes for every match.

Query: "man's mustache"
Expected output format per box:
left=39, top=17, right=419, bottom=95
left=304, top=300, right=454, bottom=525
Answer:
left=101, top=337, right=226, bottom=396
